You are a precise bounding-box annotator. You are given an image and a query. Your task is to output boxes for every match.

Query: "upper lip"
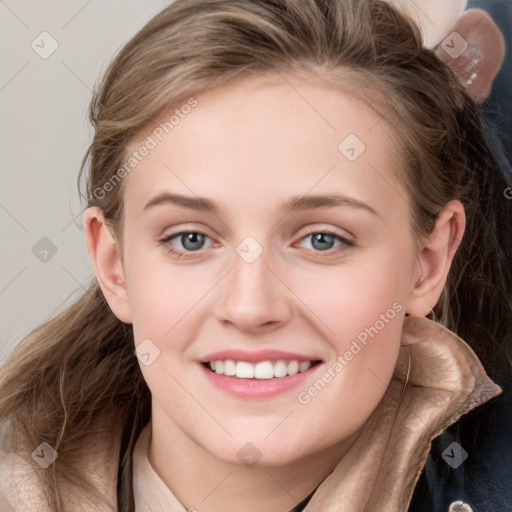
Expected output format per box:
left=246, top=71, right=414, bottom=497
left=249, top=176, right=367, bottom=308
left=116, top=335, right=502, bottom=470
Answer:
left=199, top=349, right=321, bottom=364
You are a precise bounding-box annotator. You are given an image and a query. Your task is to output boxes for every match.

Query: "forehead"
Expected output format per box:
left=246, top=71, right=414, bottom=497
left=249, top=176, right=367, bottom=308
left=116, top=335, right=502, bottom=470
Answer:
left=121, top=72, right=408, bottom=221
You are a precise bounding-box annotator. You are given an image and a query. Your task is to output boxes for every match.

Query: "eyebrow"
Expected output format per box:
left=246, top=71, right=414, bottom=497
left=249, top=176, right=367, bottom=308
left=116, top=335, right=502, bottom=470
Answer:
left=143, top=192, right=379, bottom=217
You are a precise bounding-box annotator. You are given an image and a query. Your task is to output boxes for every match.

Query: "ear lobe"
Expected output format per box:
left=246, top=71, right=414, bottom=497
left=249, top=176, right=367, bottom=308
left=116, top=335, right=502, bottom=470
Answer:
left=435, top=9, right=505, bottom=103
left=405, top=200, right=466, bottom=317
left=83, top=206, right=132, bottom=324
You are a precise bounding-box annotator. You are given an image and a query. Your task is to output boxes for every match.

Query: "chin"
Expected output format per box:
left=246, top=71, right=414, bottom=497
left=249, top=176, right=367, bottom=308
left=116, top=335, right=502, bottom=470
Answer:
left=210, top=435, right=316, bottom=469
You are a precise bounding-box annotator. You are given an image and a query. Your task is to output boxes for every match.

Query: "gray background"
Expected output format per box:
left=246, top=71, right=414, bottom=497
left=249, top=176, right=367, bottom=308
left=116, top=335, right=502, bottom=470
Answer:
left=0, top=1, right=172, bottom=363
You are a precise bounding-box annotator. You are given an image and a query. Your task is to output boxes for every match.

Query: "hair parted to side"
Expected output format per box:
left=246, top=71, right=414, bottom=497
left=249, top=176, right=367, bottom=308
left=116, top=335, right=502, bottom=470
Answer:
left=1, top=0, right=511, bottom=510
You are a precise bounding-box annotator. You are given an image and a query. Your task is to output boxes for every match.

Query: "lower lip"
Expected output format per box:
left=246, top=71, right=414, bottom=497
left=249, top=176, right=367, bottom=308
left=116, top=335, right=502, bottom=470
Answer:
left=199, top=363, right=322, bottom=399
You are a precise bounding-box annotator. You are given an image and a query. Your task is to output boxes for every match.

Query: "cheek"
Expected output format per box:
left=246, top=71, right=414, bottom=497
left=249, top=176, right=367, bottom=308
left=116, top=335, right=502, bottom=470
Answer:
left=296, top=308, right=403, bottom=452
left=126, top=251, right=219, bottom=399
left=289, top=253, right=408, bottom=340
left=126, top=247, right=210, bottom=342
left=289, top=257, right=406, bottom=435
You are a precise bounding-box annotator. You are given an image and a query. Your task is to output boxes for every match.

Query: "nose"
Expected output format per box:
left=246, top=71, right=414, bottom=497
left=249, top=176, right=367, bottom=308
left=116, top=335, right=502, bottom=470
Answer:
left=215, top=243, right=292, bottom=335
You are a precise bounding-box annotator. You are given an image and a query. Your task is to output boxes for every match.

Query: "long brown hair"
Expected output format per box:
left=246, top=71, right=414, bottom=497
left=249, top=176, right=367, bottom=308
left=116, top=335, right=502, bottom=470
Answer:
left=1, top=0, right=511, bottom=510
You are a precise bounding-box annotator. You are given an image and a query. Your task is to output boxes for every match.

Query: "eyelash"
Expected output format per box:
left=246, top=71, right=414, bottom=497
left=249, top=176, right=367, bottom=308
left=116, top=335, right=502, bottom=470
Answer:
left=158, top=229, right=354, bottom=259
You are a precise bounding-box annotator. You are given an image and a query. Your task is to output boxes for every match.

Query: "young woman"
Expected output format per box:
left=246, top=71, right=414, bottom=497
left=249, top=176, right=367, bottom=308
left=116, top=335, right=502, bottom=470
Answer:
left=1, top=0, right=511, bottom=510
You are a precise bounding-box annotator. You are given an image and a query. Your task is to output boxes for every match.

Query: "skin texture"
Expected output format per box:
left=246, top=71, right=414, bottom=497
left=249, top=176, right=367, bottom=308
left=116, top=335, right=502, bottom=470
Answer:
left=83, top=72, right=465, bottom=511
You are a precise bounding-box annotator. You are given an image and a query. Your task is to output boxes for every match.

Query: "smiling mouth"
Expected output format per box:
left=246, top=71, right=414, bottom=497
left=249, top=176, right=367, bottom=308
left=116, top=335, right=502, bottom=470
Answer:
left=202, top=359, right=322, bottom=379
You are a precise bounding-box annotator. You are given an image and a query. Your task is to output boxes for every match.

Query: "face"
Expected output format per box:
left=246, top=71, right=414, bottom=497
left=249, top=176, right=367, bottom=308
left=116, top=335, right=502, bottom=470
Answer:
left=118, top=72, right=421, bottom=467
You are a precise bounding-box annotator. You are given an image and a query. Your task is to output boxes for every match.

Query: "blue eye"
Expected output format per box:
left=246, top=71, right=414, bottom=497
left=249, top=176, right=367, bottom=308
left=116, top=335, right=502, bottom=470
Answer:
left=159, top=230, right=353, bottom=259
left=160, top=231, right=212, bottom=258
left=299, top=232, right=352, bottom=252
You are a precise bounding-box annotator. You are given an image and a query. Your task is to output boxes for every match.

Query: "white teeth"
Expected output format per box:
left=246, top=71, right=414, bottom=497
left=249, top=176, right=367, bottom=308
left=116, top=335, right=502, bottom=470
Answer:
left=224, top=359, right=236, bottom=376
left=287, top=360, right=299, bottom=375
left=299, top=361, right=311, bottom=372
left=273, top=360, right=288, bottom=378
left=254, top=361, right=274, bottom=379
left=235, top=361, right=254, bottom=379
left=206, top=359, right=315, bottom=378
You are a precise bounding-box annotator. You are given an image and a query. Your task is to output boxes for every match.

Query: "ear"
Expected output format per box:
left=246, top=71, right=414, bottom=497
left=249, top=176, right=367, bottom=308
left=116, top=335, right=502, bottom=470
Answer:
left=405, top=200, right=466, bottom=316
left=435, top=9, right=505, bottom=103
left=83, top=206, right=132, bottom=324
